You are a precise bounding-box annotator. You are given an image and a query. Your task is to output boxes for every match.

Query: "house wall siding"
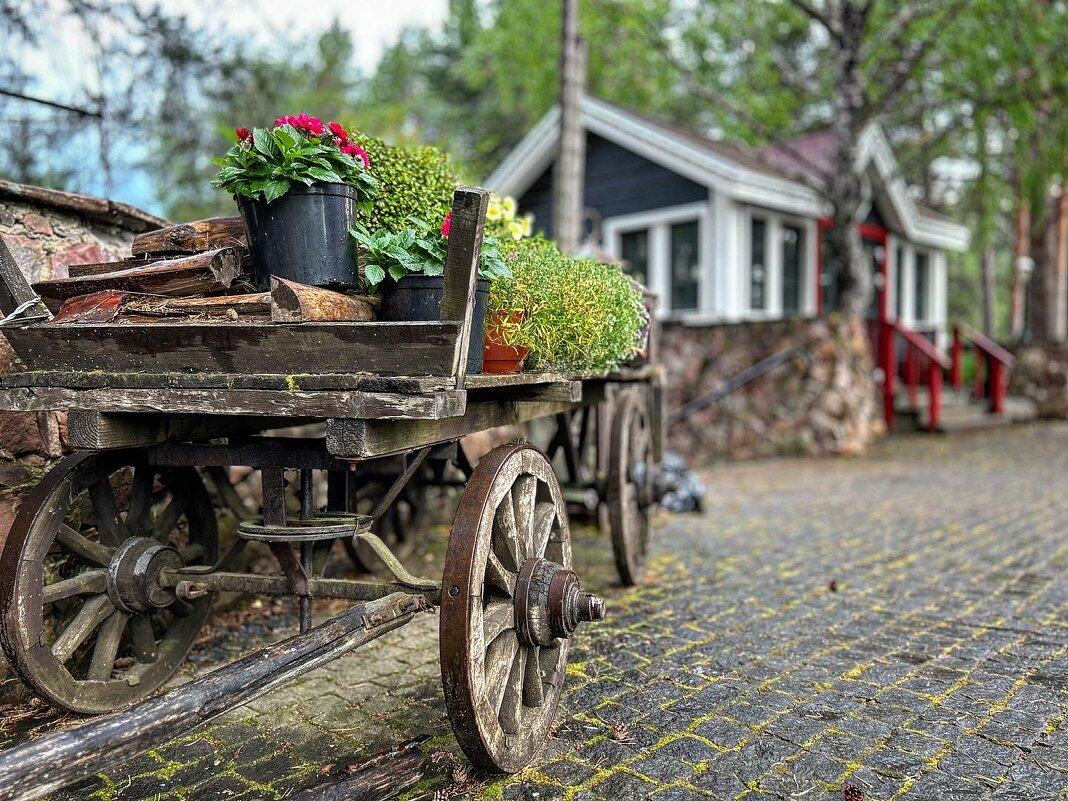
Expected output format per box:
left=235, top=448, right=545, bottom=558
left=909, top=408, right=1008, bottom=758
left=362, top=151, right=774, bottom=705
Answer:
left=518, top=133, right=708, bottom=239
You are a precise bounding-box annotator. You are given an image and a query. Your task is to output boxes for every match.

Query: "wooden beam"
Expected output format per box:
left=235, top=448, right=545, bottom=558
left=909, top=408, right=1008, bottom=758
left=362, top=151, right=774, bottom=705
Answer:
left=326, top=398, right=589, bottom=458
left=0, top=320, right=462, bottom=376
left=33, top=248, right=243, bottom=311
left=288, top=739, right=427, bottom=801
left=270, top=278, right=375, bottom=322
left=67, top=411, right=296, bottom=450
left=440, top=187, right=489, bottom=386
left=131, top=216, right=246, bottom=255
left=0, top=593, right=430, bottom=801
left=466, top=380, right=582, bottom=404
left=0, top=387, right=466, bottom=420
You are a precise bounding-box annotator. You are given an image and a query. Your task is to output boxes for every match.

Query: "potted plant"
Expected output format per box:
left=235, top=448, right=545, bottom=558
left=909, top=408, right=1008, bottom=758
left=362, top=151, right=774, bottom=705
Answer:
left=351, top=211, right=512, bottom=373
left=212, top=115, right=377, bottom=290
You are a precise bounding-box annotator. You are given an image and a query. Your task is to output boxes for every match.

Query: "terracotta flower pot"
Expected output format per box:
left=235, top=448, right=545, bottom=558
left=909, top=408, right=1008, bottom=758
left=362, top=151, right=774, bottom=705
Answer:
left=483, top=309, right=527, bottom=374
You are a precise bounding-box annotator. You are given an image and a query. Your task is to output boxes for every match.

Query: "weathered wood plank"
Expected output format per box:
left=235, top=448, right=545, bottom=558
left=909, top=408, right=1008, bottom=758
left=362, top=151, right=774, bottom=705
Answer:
left=0, top=386, right=466, bottom=419
left=288, top=739, right=428, bottom=801
left=131, top=216, right=247, bottom=255
left=0, top=370, right=452, bottom=394
left=51, top=290, right=271, bottom=324
left=0, top=234, right=43, bottom=318
left=0, top=320, right=461, bottom=375
left=67, top=411, right=291, bottom=449
left=0, top=593, right=430, bottom=801
left=326, top=397, right=596, bottom=458
left=270, top=278, right=376, bottom=322
left=440, top=187, right=489, bottom=386
left=466, top=380, right=582, bottom=404
left=34, top=248, right=243, bottom=311
left=67, top=257, right=162, bottom=278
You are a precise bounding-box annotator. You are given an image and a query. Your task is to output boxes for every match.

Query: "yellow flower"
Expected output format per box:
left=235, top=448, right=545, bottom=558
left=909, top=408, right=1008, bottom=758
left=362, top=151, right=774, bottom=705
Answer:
left=520, top=214, right=534, bottom=237
left=501, top=196, right=517, bottom=220
left=486, top=203, right=502, bottom=221
left=508, top=220, right=524, bottom=240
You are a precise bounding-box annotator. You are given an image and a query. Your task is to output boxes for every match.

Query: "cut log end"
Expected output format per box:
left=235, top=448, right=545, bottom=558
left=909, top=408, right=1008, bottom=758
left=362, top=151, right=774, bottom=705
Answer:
left=270, top=277, right=377, bottom=323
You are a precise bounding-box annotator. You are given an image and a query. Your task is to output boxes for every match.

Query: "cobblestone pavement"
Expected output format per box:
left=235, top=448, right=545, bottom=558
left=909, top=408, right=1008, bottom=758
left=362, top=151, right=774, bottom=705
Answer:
left=5, top=422, right=1068, bottom=800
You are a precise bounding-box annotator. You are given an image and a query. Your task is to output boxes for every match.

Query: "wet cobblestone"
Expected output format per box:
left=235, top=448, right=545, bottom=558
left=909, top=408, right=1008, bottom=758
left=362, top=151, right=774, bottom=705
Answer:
left=9, top=422, right=1068, bottom=799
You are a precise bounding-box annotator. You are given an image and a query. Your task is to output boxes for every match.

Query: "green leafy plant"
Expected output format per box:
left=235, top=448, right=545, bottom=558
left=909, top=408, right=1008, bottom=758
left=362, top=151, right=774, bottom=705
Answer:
left=351, top=212, right=511, bottom=291
left=349, top=133, right=459, bottom=233
left=489, top=238, right=648, bottom=373
left=211, top=116, right=377, bottom=212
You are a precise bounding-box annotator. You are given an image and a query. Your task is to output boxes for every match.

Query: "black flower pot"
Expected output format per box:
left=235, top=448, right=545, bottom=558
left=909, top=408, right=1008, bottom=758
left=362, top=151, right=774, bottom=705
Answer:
left=237, top=182, right=358, bottom=291
left=380, top=275, right=490, bottom=373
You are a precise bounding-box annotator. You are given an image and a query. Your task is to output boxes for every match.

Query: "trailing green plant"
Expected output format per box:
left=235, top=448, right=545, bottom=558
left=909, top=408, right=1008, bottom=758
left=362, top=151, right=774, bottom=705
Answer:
left=351, top=212, right=511, bottom=290
left=211, top=115, right=377, bottom=211
left=489, top=238, right=647, bottom=373
left=349, top=132, right=459, bottom=234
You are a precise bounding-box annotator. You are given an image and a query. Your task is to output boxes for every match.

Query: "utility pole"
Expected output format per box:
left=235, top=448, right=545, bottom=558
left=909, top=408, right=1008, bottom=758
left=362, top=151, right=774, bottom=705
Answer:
left=552, top=0, right=586, bottom=253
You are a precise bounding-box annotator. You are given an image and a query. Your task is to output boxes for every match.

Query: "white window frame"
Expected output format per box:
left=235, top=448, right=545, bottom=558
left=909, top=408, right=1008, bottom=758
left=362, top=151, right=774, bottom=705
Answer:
left=603, top=202, right=711, bottom=319
left=742, top=207, right=817, bottom=320
left=913, top=247, right=932, bottom=324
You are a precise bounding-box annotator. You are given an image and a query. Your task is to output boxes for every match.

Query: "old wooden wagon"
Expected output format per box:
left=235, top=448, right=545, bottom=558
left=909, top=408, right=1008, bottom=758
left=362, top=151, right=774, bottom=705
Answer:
left=0, top=187, right=662, bottom=794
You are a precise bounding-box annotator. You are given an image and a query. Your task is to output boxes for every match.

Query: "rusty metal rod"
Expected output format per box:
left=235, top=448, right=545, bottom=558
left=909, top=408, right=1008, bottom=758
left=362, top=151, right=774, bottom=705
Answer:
left=161, top=570, right=439, bottom=604
left=0, top=592, right=432, bottom=801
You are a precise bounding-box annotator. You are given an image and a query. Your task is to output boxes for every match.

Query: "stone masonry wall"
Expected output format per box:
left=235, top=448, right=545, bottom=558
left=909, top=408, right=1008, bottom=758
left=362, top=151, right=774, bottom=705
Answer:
left=1009, top=343, right=1068, bottom=418
left=662, top=316, right=881, bottom=463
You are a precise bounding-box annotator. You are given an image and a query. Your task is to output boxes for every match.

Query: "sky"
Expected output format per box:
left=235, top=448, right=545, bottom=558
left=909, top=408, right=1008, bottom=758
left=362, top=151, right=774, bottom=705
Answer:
left=3, top=0, right=449, bottom=213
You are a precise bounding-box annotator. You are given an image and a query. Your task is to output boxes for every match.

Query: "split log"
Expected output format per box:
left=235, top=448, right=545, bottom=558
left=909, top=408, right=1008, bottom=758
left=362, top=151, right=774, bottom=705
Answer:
left=288, top=738, right=428, bottom=801
left=132, top=216, right=246, bottom=255
left=33, top=248, right=243, bottom=311
left=67, top=257, right=162, bottom=279
left=270, top=277, right=376, bottom=322
left=50, top=290, right=271, bottom=324
left=0, top=592, right=431, bottom=801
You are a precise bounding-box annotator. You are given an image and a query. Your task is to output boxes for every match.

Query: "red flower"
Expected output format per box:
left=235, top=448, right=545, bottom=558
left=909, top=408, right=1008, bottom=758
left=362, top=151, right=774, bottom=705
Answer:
left=274, top=114, right=326, bottom=136
left=341, top=142, right=370, bottom=169
left=235, top=127, right=252, bottom=143
left=328, top=122, right=348, bottom=141
left=440, top=211, right=452, bottom=238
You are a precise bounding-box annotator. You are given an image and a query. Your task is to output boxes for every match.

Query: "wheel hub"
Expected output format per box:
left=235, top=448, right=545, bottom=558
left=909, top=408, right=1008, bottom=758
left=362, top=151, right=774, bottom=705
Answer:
left=106, top=537, right=183, bottom=613
left=514, top=557, right=605, bottom=648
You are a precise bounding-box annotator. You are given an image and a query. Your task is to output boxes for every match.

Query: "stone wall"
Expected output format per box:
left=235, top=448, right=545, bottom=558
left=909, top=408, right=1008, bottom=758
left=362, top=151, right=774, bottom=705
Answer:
left=661, top=315, right=881, bottom=463
left=0, top=180, right=165, bottom=534
left=1009, top=343, right=1068, bottom=418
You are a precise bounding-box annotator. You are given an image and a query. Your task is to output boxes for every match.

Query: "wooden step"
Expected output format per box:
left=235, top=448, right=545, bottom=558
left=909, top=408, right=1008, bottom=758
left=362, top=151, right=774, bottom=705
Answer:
left=892, top=394, right=1038, bottom=434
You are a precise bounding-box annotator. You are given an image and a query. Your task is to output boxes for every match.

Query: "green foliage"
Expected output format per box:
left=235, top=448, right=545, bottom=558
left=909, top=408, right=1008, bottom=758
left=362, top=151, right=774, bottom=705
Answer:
left=489, top=238, right=647, bottom=373
left=351, top=217, right=511, bottom=291
left=211, top=123, right=377, bottom=210
left=350, top=133, right=458, bottom=234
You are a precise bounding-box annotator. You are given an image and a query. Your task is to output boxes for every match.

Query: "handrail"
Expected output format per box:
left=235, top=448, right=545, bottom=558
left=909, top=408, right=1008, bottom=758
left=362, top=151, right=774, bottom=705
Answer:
left=668, top=345, right=813, bottom=426
left=951, top=321, right=1013, bottom=415
left=883, top=320, right=949, bottom=432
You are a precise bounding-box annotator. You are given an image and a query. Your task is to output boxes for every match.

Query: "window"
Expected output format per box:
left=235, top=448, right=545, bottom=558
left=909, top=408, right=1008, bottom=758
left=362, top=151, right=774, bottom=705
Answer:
left=914, top=251, right=929, bottom=321
left=619, top=230, right=649, bottom=286
left=750, top=217, right=767, bottom=311
left=781, top=224, right=804, bottom=315
left=669, top=220, right=700, bottom=311
left=895, top=245, right=905, bottom=319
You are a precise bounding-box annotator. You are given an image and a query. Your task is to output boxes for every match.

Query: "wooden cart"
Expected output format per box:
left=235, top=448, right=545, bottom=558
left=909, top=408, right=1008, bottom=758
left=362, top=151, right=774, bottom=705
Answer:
left=0, top=188, right=662, bottom=778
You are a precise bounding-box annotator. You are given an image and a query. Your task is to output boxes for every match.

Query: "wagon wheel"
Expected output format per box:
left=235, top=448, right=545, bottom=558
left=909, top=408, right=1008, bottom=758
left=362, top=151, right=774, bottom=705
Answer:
left=343, top=478, right=426, bottom=573
left=440, top=442, right=605, bottom=773
left=608, top=387, right=655, bottom=586
left=0, top=450, right=218, bottom=714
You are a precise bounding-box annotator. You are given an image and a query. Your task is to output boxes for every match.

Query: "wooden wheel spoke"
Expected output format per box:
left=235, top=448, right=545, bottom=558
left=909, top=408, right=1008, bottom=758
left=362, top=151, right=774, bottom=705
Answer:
left=51, top=595, right=114, bottom=664
left=129, top=613, right=158, bottom=663
left=42, top=570, right=107, bottom=605
left=484, top=630, right=519, bottom=714
left=87, top=611, right=129, bottom=681
left=125, top=467, right=155, bottom=537
left=522, top=645, right=544, bottom=708
left=532, top=501, right=556, bottom=559
left=493, top=496, right=521, bottom=571
left=88, top=479, right=131, bottom=547
left=483, top=600, right=514, bottom=644
left=512, top=476, right=537, bottom=561
left=55, top=524, right=112, bottom=566
left=485, top=551, right=516, bottom=598
left=499, top=645, right=526, bottom=734
left=152, top=496, right=186, bottom=543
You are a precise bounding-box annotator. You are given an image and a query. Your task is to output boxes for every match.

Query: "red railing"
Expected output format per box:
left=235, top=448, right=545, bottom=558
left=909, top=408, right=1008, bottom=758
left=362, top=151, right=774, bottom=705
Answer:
left=950, top=322, right=1015, bottom=415
left=883, top=320, right=952, bottom=432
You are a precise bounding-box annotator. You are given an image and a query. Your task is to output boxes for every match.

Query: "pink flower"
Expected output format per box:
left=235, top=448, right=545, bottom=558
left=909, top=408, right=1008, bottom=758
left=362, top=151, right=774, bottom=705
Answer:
left=235, top=127, right=252, bottom=143
left=328, top=122, right=348, bottom=141
left=273, top=114, right=326, bottom=136
left=440, top=211, right=452, bottom=238
left=341, top=142, right=370, bottom=169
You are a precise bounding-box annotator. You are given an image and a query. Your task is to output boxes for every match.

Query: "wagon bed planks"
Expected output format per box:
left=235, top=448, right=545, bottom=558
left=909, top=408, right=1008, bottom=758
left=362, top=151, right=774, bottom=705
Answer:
left=0, top=319, right=463, bottom=376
